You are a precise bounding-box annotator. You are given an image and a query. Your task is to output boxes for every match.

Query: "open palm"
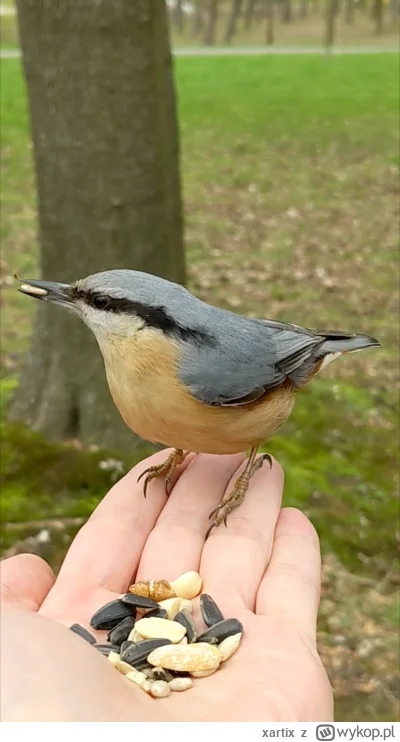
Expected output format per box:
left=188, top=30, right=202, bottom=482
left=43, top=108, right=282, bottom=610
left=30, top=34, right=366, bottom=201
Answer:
left=1, top=450, right=333, bottom=721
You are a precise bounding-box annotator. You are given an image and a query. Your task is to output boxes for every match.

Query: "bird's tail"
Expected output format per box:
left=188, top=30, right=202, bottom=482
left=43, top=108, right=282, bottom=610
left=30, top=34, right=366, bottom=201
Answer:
left=311, top=331, right=380, bottom=376
left=316, top=331, right=381, bottom=356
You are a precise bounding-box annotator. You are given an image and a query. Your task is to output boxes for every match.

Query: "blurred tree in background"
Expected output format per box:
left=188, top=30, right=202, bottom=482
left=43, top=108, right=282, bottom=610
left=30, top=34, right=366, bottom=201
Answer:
left=166, top=0, right=399, bottom=48
left=10, top=0, right=185, bottom=450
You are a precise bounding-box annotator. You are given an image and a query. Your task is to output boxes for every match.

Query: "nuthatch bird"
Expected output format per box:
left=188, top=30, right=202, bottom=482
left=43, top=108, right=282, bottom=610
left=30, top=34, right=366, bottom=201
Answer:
left=17, top=270, right=380, bottom=533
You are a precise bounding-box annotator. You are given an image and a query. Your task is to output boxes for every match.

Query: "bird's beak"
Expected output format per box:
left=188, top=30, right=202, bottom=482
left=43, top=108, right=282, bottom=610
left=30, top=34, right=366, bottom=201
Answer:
left=16, top=277, right=74, bottom=307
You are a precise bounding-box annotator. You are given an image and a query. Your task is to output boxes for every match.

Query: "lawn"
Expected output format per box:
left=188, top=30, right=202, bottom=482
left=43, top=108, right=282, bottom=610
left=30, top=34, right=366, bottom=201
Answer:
left=1, top=53, right=399, bottom=720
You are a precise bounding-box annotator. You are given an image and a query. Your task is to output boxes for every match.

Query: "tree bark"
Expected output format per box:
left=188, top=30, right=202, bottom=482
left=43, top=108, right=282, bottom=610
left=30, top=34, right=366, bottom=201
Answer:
left=324, top=0, right=338, bottom=53
left=281, top=0, right=292, bottom=22
left=344, top=0, right=354, bottom=24
left=173, top=0, right=185, bottom=32
left=224, top=0, right=244, bottom=43
left=299, top=0, right=308, bottom=18
left=204, top=0, right=219, bottom=44
left=192, top=0, right=204, bottom=36
left=243, top=0, right=258, bottom=28
left=265, top=0, right=275, bottom=43
left=372, top=0, right=383, bottom=33
left=390, top=0, right=399, bottom=20
left=12, top=0, right=185, bottom=451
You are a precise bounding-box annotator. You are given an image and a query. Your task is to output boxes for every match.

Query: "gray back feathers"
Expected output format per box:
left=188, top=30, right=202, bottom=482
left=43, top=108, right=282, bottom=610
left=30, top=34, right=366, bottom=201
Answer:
left=78, top=270, right=380, bottom=407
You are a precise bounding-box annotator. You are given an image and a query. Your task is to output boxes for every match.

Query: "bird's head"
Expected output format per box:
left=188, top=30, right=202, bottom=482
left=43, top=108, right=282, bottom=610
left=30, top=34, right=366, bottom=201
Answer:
left=16, top=269, right=189, bottom=342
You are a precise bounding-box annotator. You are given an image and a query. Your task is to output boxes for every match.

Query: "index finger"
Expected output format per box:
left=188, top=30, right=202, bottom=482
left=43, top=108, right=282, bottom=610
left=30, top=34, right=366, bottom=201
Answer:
left=42, top=450, right=192, bottom=609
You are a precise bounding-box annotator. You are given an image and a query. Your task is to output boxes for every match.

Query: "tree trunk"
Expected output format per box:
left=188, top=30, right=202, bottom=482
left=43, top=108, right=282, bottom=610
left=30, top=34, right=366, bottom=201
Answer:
left=310, top=0, right=319, bottom=15
left=204, top=0, right=219, bottom=44
left=298, top=0, right=308, bottom=18
left=281, top=0, right=292, bottom=22
left=372, top=0, right=383, bottom=32
left=12, top=0, right=185, bottom=452
left=192, top=0, right=204, bottom=36
left=390, top=0, right=400, bottom=19
left=224, top=0, right=244, bottom=43
left=173, top=0, right=185, bottom=32
left=344, top=0, right=354, bottom=24
left=265, top=0, right=275, bottom=43
left=243, top=0, right=257, bottom=28
left=324, top=0, right=338, bottom=52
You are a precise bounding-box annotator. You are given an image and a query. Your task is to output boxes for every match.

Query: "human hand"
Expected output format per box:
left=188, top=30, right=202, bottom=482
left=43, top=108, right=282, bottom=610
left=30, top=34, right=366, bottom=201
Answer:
left=0, top=450, right=333, bottom=721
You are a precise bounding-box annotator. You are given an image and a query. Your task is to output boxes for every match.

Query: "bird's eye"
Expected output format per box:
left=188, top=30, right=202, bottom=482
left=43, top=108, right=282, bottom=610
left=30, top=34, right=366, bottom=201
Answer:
left=92, top=294, right=110, bottom=310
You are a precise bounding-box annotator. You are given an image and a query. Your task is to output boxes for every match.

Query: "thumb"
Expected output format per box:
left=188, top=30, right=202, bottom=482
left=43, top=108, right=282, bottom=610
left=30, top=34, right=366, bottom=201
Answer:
left=1, top=554, right=55, bottom=611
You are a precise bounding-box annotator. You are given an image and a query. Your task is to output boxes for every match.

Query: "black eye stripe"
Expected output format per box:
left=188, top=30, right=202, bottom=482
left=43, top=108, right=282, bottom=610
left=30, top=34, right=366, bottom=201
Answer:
left=69, top=287, right=216, bottom=347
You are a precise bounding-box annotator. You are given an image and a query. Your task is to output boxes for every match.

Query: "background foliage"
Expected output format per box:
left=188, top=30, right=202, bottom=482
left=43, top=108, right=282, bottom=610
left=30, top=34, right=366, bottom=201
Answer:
left=0, top=4, right=399, bottom=722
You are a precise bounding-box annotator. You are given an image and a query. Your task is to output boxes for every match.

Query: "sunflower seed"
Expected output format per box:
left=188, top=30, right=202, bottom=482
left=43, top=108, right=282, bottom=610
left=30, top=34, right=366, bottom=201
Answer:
left=134, top=617, right=186, bottom=643
left=94, top=643, right=120, bottom=656
left=218, top=632, right=243, bottom=662
left=147, top=642, right=221, bottom=672
left=150, top=680, right=170, bottom=698
left=107, top=615, right=136, bottom=646
left=200, top=594, right=225, bottom=627
left=120, top=638, right=172, bottom=668
left=143, top=608, right=168, bottom=619
left=168, top=677, right=193, bottom=692
left=152, top=666, right=174, bottom=683
left=119, top=594, right=159, bottom=611
left=90, top=599, right=133, bottom=630
left=170, top=571, right=202, bottom=600
left=69, top=623, right=96, bottom=644
left=174, top=609, right=197, bottom=643
left=197, top=618, right=243, bottom=645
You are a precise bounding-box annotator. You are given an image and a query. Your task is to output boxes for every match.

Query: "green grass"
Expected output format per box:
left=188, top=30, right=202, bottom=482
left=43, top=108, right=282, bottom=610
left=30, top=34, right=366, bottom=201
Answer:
left=1, top=53, right=399, bottom=720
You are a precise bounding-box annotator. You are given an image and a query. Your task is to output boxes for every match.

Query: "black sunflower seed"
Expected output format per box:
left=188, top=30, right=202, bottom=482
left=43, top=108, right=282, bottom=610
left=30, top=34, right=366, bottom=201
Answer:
left=90, top=599, right=133, bottom=630
left=143, top=607, right=168, bottom=619
left=197, top=618, right=243, bottom=645
left=69, top=623, right=96, bottom=644
left=94, top=643, right=120, bottom=656
left=107, top=615, right=136, bottom=646
left=120, top=638, right=172, bottom=668
left=119, top=594, right=159, bottom=610
left=200, top=594, right=225, bottom=627
left=173, top=609, right=197, bottom=643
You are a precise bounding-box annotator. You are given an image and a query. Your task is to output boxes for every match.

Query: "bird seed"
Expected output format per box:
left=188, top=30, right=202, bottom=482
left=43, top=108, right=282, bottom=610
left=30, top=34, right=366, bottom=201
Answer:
left=85, top=572, right=243, bottom=698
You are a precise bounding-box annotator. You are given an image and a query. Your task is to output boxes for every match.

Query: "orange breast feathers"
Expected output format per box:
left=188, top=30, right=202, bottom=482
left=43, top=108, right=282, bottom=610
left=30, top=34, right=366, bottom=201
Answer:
left=98, top=328, right=295, bottom=455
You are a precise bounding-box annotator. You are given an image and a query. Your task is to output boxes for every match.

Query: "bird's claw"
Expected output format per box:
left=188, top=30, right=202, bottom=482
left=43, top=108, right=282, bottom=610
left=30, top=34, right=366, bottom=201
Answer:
left=137, top=449, right=188, bottom=499
left=205, top=452, right=272, bottom=538
left=261, top=453, right=273, bottom=468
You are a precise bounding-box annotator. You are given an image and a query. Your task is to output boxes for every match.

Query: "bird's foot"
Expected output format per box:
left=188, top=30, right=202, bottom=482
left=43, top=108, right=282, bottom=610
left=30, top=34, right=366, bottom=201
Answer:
left=137, top=448, right=190, bottom=497
left=206, top=452, right=272, bottom=537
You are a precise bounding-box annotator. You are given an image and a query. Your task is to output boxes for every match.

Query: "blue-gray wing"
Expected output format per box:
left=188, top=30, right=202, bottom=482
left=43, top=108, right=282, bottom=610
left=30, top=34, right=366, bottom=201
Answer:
left=179, top=313, right=324, bottom=407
